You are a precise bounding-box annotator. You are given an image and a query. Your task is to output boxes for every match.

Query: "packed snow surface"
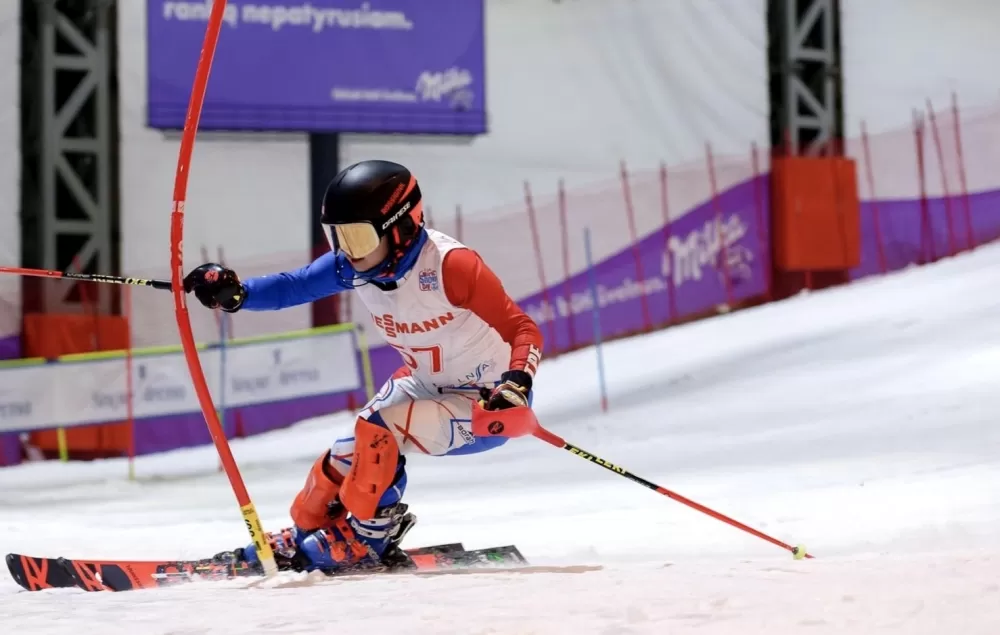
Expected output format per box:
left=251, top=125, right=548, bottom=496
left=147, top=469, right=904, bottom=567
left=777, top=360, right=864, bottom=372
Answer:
left=4, top=243, right=1000, bottom=633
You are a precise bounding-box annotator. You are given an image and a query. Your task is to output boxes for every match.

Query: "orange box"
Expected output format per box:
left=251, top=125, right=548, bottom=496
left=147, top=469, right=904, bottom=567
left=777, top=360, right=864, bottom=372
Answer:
left=771, top=156, right=861, bottom=270
left=23, top=312, right=132, bottom=457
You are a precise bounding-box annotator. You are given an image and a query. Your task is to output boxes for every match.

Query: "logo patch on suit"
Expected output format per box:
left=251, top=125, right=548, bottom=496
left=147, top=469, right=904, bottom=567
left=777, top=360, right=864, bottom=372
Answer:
left=373, top=312, right=455, bottom=338
left=418, top=269, right=439, bottom=291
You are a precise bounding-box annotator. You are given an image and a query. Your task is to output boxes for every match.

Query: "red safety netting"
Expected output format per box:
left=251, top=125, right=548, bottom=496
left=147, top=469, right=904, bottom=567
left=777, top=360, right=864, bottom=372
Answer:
left=5, top=96, right=1000, bottom=358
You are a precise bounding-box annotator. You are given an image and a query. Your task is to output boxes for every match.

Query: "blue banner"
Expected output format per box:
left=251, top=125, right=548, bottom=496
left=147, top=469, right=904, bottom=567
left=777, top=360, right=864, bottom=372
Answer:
left=148, top=1, right=486, bottom=134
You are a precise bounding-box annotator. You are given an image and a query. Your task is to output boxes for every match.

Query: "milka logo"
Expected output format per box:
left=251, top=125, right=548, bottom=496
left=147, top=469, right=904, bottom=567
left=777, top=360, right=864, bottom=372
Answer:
left=415, top=68, right=473, bottom=102
left=662, top=214, right=752, bottom=286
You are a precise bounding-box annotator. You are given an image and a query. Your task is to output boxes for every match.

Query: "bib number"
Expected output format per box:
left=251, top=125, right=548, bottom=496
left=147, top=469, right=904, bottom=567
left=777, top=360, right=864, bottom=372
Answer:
left=390, top=344, right=443, bottom=374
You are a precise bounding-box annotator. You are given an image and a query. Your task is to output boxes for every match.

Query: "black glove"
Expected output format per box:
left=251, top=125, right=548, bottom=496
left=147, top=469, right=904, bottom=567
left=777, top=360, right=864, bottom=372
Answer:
left=480, top=370, right=533, bottom=411
left=183, top=263, right=246, bottom=312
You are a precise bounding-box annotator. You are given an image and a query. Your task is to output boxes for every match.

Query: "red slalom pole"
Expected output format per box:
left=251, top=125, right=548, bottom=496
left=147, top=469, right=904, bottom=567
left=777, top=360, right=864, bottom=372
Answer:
left=167, top=0, right=277, bottom=576
left=950, top=92, right=974, bottom=250
left=705, top=143, right=734, bottom=307
left=471, top=405, right=813, bottom=560
left=925, top=99, right=957, bottom=257
left=619, top=161, right=652, bottom=332
left=523, top=181, right=558, bottom=350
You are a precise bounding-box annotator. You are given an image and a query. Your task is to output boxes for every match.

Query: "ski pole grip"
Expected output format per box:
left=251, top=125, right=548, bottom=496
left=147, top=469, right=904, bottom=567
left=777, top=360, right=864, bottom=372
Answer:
left=471, top=403, right=540, bottom=439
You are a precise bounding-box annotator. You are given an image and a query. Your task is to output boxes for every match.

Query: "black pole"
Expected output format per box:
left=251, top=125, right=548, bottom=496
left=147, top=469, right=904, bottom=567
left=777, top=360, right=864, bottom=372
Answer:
left=308, top=133, right=341, bottom=327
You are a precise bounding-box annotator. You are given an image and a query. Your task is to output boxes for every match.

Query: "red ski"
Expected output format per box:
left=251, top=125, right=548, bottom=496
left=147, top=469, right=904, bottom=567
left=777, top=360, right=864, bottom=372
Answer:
left=5, top=543, right=535, bottom=592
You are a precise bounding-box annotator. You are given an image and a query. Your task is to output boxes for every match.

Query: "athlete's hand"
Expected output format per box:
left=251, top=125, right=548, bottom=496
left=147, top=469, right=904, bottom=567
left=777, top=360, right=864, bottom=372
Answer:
left=480, top=370, right=532, bottom=411
left=183, top=263, right=246, bottom=312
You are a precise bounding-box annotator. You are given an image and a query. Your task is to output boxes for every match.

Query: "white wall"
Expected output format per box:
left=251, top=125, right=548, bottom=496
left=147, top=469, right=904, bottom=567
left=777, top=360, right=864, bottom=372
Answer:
left=118, top=0, right=312, bottom=346
left=842, top=0, right=1000, bottom=200
left=843, top=0, right=1000, bottom=135
left=0, top=3, right=20, bottom=343
left=342, top=0, right=769, bottom=216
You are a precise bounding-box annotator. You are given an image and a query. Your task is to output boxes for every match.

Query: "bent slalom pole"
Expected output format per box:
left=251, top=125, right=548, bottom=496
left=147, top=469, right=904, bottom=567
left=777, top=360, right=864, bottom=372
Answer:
left=471, top=404, right=813, bottom=560
left=167, top=0, right=278, bottom=576
left=0, top=266, right=172, bottom=290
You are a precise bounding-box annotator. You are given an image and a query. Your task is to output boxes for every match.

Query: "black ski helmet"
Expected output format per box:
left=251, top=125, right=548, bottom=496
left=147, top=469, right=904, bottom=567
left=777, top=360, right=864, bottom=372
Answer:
left=320, top=160, right=425, bottom=274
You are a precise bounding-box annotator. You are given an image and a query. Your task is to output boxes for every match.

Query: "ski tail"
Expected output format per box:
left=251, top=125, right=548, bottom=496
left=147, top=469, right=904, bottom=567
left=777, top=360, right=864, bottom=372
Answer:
left=6, top=553, right=76, bottom=592
left=408, top=544, right=528, bottom=570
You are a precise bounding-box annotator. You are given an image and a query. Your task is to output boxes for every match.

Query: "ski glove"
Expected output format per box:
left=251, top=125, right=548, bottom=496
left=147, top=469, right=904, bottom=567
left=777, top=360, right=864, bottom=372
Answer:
left=480, top=370, right=532, bottom=411
left=183, top=263, right=246, bottom=313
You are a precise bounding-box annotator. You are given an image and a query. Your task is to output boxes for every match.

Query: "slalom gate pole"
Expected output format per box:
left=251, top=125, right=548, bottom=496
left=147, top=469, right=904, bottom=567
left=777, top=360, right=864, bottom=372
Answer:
left=582, top=228, right=609, bottom=412
left=217, top=245, right=232, bottom=445
left=167, top=0, right=277, bottom=576
left=200, top=244, right=228, bottom=471
left=217, top=313, right=229, bottom=474
left=0, top=267, right=171, bottom=290
left=533, top=426, right=814, bottom=560
left=471, top=405, right=812, bottom=560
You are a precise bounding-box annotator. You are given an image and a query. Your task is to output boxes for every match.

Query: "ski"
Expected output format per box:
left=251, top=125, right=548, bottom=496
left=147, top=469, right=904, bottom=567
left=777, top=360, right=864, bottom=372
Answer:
left=5, top=543, right=538, bottom=592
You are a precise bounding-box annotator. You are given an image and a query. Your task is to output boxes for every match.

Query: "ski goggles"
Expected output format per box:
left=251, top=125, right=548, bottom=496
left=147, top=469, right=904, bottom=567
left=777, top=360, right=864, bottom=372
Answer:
left=323, top=222, right=382, bottom=259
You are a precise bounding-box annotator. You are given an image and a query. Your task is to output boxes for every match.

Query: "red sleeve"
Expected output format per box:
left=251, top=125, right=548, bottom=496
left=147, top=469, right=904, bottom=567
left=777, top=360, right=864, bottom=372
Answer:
left=442, top=248, right=543, bottom=376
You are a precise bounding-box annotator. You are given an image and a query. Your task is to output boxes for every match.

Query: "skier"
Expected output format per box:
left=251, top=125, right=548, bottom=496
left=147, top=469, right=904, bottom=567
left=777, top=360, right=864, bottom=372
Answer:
left=183, top=160, right=544, bottom=573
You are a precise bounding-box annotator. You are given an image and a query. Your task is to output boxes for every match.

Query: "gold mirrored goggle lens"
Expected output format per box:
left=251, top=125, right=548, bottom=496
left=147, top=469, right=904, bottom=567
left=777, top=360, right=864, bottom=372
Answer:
left=324, top=223, right=380, bottom=259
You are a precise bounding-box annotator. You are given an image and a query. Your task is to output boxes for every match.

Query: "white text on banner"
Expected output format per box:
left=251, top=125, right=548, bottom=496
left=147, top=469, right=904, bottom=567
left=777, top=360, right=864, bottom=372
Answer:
left=223, top=333, right=358, bottom=408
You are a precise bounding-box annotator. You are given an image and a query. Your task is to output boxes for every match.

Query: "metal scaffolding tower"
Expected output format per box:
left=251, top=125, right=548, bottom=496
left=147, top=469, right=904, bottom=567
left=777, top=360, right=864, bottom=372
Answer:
left=768, top=0, right=844, bottom=156
left=21, top=0, right=118, bottom=313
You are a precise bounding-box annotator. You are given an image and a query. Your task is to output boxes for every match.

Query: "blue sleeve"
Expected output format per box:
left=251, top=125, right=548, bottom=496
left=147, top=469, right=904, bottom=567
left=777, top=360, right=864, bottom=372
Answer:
left=241, top=251, right=352, bottom=311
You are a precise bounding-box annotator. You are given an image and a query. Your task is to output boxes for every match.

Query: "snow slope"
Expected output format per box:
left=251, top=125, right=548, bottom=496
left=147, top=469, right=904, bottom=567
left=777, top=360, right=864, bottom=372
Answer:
left=3, top=242, right=1000, bottom=634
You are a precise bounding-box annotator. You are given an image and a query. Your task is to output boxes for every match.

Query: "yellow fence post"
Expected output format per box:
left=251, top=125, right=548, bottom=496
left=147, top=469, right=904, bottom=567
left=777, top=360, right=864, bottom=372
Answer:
left=56, top=428, right=69, bottom=462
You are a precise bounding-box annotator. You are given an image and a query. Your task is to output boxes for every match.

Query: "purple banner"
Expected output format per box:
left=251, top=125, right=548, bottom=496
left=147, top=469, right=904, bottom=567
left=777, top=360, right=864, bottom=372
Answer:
left=518, top=177, right=772, bottom=352
left=0, top=335, right=19, bottom=361
left=852, top=188, right=1000, bottom=279
left=1, top=334, right=22, bottom=465
left=148, top=1, right=486, bottom=134
left=0, top=434, right=19, bottom=466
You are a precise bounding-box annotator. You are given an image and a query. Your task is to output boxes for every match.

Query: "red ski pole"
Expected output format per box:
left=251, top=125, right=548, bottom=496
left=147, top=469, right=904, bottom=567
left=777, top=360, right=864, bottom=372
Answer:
left=471, top=404, right=813, bottom=560
left=0, top=266, right=172, bottom=290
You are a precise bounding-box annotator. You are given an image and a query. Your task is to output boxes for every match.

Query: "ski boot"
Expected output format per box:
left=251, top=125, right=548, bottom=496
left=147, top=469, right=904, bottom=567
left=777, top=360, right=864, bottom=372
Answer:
left=220, top=502, right=417, bottom=575
left=372, top=506, right=419, bottom=570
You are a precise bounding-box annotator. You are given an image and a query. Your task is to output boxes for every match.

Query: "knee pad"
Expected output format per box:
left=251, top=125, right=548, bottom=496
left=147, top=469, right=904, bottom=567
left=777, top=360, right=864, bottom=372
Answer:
left=290, top=450, right=344, bottom=531
left=340, top=416, right=400, bottom=521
